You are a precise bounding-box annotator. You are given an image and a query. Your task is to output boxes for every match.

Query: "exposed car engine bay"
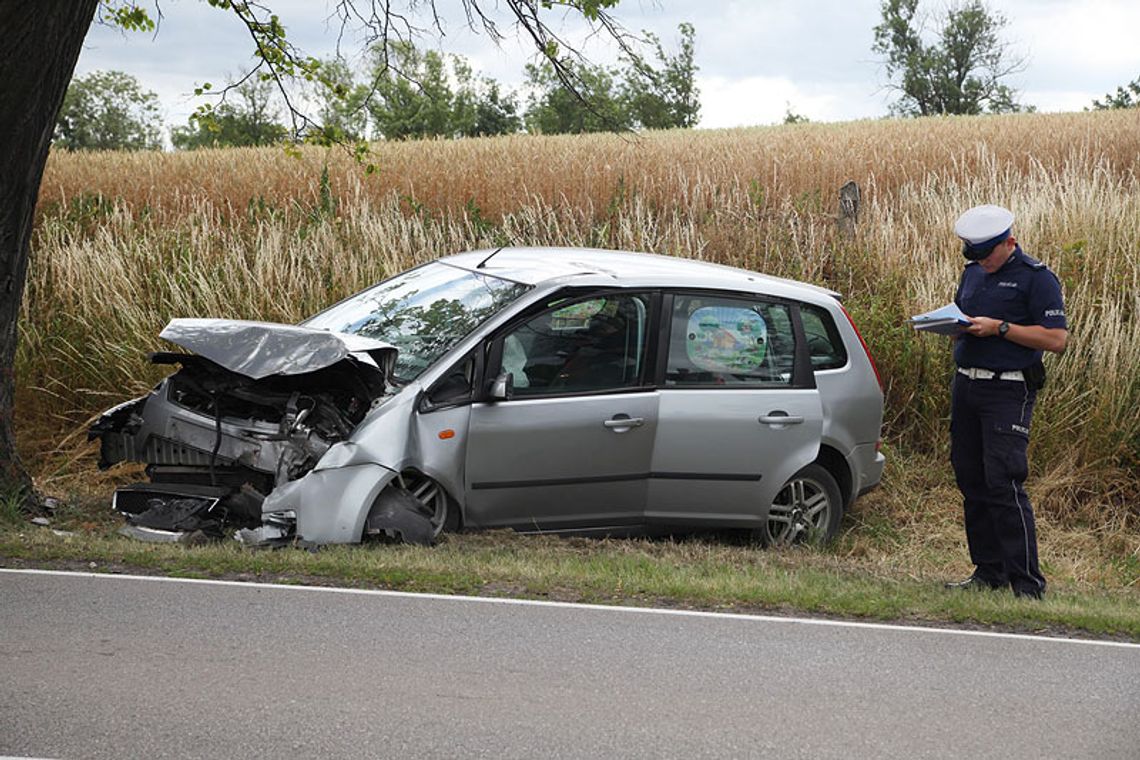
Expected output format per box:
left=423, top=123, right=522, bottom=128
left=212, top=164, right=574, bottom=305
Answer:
left=89, top=320, right=395, bottom=542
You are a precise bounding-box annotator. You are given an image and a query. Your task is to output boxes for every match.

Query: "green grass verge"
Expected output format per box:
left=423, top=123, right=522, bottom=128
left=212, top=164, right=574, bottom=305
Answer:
left=3, top=526, right=1137, bottom=641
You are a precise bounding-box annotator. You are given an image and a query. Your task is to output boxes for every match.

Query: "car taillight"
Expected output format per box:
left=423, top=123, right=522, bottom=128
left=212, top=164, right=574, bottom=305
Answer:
left=840, top=305, right=882, bottom=391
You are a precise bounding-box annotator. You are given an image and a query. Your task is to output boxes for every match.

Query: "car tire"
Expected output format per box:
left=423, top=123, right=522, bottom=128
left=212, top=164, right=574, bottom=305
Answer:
left=363, top=487, right=435, bottom=546
left=401, top=471, right=460, bottom=538
left=757, top=463, right=843, bottom=547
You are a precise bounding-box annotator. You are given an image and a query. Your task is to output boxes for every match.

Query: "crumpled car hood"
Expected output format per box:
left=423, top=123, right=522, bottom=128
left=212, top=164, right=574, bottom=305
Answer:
left=160, top=318, right=397, bottom=380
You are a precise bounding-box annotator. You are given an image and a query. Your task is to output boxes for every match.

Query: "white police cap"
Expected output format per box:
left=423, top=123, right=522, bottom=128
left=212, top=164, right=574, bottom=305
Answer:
left=954, top=204, right=1014, bottom=259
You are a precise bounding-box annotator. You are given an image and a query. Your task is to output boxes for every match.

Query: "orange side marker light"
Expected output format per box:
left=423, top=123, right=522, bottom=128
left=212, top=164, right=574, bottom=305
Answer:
left=438, top=429, right=456, bottom=440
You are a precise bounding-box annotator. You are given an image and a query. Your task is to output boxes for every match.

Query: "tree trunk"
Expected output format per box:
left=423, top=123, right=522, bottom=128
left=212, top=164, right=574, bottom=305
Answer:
left=0, top=0, right=99, bottom=510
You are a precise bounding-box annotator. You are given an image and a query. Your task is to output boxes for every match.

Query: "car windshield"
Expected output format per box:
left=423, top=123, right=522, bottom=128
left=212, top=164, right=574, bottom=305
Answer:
left=303, top=263, right=530, bottom=382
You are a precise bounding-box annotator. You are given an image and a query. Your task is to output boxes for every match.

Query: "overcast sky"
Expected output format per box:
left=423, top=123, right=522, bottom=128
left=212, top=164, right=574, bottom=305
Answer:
left=74, top=0, right=1140, bottom=130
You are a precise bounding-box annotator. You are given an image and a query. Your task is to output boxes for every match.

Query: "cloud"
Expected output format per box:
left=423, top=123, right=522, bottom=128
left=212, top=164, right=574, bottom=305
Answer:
left=697, top=76, right=888, bottom=128
left=70, top=0, right=1140, bottom=131
left=1009, top=0, right=1140, bottom=81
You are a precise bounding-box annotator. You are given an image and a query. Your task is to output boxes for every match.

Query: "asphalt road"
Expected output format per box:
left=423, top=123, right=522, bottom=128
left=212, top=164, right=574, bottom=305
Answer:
left=1, top=570, right=1137, bottom=760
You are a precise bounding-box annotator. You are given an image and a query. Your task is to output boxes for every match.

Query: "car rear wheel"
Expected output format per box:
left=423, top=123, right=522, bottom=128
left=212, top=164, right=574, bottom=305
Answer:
left=758, top=463, right=842, bottom=547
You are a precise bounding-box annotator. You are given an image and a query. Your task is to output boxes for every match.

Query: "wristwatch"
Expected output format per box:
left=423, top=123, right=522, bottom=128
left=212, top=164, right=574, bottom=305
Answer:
left=998, top=320, right=1010, bottom=338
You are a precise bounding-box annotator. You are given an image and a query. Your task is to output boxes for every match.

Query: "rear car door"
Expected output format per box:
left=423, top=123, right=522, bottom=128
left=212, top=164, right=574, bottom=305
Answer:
left=647, top=292, right=823, bottom=528
left=464, top=291, right=658, bottom=532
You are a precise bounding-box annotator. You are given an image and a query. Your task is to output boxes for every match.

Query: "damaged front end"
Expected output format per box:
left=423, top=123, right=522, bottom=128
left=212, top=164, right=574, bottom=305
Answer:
left=90, top=319, right=398, bottom=544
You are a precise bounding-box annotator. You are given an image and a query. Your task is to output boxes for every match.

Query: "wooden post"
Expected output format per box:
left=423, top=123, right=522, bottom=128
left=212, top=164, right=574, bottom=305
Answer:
left=838, top=180, right=860, bottom=238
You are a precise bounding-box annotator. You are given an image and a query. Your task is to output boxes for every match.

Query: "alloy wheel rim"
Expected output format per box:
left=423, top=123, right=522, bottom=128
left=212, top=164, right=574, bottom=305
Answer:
left=405, top=473, right=448, bottom=536
left=766, top=477, right=830, bottom=545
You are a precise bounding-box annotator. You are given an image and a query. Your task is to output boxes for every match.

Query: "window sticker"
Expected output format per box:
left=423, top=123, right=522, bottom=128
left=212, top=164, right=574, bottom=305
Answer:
left=686, top=307, right=768, bottom=373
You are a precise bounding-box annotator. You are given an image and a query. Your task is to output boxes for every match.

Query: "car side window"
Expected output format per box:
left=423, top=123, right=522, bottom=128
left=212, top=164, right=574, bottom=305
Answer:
left=500, top=293, right=650, bottom=396
left=666, top=295, right=796, bottom=386
left=800, top=304, right=847, bottom=370
left=423, top=353, right=477, bottom=409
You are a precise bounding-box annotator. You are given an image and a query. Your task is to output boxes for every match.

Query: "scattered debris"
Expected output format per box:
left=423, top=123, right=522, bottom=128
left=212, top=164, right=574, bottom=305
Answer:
left=118, top=524, right=186, bottom=543
left=127, top=496, right=223, bottom=535
left=235, top=524, right=291, bottom=547
left=179, top=530, right=217, bottom=546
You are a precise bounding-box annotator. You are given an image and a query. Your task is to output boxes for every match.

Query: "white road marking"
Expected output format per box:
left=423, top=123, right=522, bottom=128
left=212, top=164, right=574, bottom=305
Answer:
left=3, top=567, right=1138, bottom=649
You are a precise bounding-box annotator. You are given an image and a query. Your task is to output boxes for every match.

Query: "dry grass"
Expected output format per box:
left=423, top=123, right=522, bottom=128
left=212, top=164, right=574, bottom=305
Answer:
left=37, top=110, right=1140, bottom=219
left=16, top=109, right=1140, bottom=589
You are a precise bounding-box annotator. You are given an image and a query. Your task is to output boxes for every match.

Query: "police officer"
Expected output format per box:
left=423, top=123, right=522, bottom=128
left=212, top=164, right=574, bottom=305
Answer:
left=946, top=204, right=1068, bottom=599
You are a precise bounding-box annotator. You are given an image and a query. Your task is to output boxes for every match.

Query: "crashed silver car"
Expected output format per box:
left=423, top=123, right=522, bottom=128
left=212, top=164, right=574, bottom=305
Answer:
left=91, top=247, right=885, bottom=546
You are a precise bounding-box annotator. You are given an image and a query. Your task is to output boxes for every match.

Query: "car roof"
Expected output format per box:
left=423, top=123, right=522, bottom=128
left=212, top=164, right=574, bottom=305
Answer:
left=441, top=247, right=841, bottom=302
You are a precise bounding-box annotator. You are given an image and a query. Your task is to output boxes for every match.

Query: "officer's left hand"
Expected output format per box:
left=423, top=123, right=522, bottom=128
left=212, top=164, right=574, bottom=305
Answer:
left=965, top=316, right=1002, bottom=337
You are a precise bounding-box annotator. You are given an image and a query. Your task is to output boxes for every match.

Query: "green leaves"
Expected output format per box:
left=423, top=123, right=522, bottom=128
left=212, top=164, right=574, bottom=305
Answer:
left=99, top=2, right=685, bottom=156
left=313, top=42, right=525, bottom=141
left=524, top=22, right=699, bottom=134
left=54, top=70, right=163, bottom=151
left=543, top=0, right=621, bottom=22
left=100, top=0, right=155, bottom=32
left=621, top=22, right=700, bottom=131
left=172, top=79, right=288, bottom=150
left=524, top=59, right=628, bottom=134
left=872, top=0, right=1027, bottom=116
left=1091, top=76, right=1140, bottom=110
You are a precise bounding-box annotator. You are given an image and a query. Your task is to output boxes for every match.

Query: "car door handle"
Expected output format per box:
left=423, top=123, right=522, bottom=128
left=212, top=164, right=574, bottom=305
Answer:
left=759, top=413, right=804, bottom=425
left=603, top=416, right=644, bottom=429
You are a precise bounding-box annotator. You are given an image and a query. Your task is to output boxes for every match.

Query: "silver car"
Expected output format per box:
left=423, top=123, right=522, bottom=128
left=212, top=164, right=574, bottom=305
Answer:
left=91, top=247, right=885, bottom=546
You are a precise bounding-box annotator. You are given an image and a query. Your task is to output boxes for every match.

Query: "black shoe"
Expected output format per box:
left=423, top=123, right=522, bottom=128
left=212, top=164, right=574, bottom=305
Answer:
left=1012, top=587, right=1044, bottom=600
left=944, top=575, right=1004, bottom=591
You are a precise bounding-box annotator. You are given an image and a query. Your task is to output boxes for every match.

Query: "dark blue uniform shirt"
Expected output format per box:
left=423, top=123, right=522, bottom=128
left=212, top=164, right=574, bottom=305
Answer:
left=954, top=246, right=1067, bottom=371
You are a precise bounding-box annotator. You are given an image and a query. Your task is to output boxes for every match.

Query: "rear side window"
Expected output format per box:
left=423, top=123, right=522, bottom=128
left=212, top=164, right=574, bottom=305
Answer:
left=666, top=295, right=796, bottom=386
left=801, top=304, right=847, bottom=370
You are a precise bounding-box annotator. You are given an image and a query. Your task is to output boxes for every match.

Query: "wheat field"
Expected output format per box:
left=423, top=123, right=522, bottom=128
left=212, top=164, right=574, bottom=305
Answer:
left=17, top=109, right=1140, bottom=583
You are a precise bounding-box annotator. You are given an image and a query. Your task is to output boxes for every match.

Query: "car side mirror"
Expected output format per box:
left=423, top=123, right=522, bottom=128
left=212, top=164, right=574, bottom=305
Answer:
left=427, top=371, right=471, bottom=406
left=489, top=371, right=514, bottom=401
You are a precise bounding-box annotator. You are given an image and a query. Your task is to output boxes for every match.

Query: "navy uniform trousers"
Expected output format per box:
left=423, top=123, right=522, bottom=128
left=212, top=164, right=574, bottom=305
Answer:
left=950, top=373, right=1047, bottom=596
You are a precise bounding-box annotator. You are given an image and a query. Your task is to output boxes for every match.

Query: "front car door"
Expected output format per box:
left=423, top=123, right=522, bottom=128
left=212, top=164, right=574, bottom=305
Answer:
left=647, top=292, right=823, bottom=528
left=464, top=291, right=658, bottom=532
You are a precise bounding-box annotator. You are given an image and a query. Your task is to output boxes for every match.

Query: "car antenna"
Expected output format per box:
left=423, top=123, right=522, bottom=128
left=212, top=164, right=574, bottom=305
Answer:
left=476, top=247, right=504, bottom=269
